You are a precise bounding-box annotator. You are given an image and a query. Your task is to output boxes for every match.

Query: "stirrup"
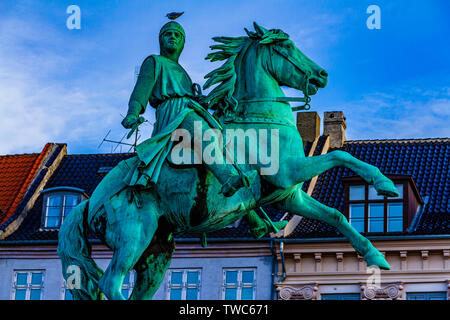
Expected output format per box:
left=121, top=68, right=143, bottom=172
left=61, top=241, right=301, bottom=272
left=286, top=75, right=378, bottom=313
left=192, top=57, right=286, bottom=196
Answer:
left=220, top=170, right=257, bottom=197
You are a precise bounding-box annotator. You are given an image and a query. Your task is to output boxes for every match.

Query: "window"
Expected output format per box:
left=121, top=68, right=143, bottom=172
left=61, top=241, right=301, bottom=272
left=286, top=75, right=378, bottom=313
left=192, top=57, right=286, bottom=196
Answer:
left=346, top=183, right=404, bottom=233
left=167, top=269, right=201, bottom=300
left=222, top=268, right=256, bottom=300
left=122, top=270, right=136, bottom=299
left=321, top=293, right=360, bottom=300
left=407, top=292, right=447, bottom=300
left=41, top=189, right=84, bottom=229
left=12, top=271, right=44, bottom=300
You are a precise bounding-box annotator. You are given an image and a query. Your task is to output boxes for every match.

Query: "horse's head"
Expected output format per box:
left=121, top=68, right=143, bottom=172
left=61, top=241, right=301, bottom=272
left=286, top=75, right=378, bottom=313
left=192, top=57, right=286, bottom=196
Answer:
left=204, top=22, right=328, bottom=117
left=248, top=22, right=328, bottom=97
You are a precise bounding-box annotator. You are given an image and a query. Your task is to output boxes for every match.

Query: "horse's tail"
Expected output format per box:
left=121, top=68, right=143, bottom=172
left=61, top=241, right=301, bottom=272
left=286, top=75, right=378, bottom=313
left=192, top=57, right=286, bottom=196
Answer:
left=57, top=199, right=104, bottom=300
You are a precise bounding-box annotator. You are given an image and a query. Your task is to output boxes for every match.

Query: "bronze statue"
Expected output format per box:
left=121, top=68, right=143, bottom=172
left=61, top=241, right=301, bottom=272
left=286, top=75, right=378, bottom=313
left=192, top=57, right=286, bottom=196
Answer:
left=58, top=21, right=398, bottom=300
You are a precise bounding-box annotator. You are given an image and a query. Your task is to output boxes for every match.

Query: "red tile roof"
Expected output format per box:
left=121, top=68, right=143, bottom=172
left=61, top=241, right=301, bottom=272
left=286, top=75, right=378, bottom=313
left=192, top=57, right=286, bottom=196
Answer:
left=0, top=144, right=52, bottom=225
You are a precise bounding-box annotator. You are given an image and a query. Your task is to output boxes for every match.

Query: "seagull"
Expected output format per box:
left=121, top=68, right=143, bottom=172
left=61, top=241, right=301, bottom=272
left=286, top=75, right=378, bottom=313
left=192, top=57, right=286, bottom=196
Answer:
left=166, top=11, right=184, bottom=20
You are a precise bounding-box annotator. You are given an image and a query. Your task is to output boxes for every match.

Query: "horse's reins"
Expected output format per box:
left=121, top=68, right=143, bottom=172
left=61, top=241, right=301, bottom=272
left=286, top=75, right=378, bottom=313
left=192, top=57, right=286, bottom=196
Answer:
left=238, top=45, right=312, bottom=111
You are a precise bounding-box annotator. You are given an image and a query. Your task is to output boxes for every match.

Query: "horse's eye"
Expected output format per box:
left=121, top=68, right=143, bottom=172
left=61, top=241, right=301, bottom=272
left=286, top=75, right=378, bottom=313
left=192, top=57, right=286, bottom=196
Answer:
left=285, top=42, right=293, bottom=49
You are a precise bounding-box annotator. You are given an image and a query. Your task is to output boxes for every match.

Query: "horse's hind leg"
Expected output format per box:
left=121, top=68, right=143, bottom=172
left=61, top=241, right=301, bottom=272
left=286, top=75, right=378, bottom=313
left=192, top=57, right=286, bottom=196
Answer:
left=287, top=150, right=398, bottom=197
left=98, top=195, right=159, bottom=300
left=275, top=186, right=390, bottom=270
left=130, top=221, right=175, bottom=300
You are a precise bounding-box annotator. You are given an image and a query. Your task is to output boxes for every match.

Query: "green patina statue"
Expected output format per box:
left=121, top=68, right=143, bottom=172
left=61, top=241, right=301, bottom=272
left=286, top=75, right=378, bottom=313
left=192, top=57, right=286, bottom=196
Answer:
left=58, top=21, right=399, bottom=300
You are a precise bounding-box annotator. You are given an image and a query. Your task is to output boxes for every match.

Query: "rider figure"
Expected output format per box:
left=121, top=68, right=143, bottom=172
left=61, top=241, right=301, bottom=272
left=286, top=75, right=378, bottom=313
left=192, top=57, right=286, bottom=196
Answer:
left=121, top=20, right=286, bottom=237
left=121, top=20, right=256, bottom=197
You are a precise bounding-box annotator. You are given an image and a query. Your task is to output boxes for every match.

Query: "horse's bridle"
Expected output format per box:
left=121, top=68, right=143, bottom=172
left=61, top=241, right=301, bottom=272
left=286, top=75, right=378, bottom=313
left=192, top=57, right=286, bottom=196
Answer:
left=238, top=44, right=312, bottom=111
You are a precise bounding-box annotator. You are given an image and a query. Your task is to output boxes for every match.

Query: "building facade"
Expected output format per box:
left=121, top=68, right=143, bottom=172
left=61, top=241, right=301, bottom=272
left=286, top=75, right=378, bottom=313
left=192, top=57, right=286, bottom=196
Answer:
left=0, top=111, right=448, bottom=300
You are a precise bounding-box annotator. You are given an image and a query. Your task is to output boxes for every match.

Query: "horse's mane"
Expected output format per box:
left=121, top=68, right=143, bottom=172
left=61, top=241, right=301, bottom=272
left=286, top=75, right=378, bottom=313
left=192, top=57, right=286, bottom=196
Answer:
left=203, top=23, right=290, bottom=117
left=203, top=36, right=249, bottom=117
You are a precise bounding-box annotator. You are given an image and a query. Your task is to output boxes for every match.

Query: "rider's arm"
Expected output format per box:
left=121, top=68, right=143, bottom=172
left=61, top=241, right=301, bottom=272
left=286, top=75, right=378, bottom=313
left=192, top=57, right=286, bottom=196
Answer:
left=126, top=56, right=157, bottom=117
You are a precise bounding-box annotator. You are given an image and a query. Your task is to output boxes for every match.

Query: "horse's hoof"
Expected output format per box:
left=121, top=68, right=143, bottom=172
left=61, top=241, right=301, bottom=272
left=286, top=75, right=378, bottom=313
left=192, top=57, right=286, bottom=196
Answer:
left=374, top=178, right=399, bottom=198
left=364, top=248, right=391, bottom=270
left=220, top=170, right=258, bottom=197
left=271, top=220, right=288, bottom=233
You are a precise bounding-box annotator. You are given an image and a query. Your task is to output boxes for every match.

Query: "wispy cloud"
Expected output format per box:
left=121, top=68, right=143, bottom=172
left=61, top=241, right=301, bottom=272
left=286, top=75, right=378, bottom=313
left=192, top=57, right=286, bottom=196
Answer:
left=342, top=87, right=450, bottom=140
left=0, top=15, right=132, bottom=154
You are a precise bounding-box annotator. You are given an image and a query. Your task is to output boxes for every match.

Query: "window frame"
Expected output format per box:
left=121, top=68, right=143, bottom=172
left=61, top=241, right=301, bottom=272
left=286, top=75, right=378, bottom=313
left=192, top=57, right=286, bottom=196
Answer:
left=221, top=268, right=256, bottom=300
left=121, top=270, right=136, bottom=299
left=406, top=292, right=447, bottom=300
left=40, top=187, right=86, bottom=229
left=11, top=270, right=45, bottom=300
left=346, top=182, right=405, bottom=233
left=343, top=175, right=422, bottom=234
left=166, top=269, right=202, bottom=300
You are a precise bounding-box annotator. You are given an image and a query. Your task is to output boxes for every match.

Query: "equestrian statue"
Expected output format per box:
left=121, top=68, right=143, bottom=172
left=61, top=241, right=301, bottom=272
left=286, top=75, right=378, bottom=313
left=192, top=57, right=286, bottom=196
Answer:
left=58, top=19, right=399, bottom=300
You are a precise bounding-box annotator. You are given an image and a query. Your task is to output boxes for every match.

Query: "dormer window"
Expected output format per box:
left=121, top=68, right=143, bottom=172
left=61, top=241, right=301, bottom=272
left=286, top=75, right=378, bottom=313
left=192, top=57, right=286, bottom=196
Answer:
left=40, top=187, right=87, bottom=229
left=343, top=175, right=422, bottom=234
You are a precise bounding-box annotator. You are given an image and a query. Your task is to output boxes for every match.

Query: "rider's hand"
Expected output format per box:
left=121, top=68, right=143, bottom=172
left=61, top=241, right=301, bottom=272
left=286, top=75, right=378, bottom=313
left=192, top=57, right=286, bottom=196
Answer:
left=121, top=113, right=138, bottom=129
left=196, top=95, right=209, bottom=109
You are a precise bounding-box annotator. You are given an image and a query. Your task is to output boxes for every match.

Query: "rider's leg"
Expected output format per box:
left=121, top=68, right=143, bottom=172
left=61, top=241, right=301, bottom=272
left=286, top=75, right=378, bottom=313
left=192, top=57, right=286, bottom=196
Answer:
left=178, top=112, right=257, bottom=196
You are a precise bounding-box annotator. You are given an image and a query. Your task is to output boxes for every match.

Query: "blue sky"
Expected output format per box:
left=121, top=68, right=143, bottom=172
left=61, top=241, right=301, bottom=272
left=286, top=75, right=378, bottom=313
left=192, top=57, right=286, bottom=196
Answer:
left=0, top=0, right=448, bottom=155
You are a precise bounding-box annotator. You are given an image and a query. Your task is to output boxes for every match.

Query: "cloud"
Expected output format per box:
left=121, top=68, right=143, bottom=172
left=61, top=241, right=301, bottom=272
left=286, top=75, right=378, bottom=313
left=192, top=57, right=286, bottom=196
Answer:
left=0, top=15, right=132, bottom=155
left=342, top=87, right=450, bottom=140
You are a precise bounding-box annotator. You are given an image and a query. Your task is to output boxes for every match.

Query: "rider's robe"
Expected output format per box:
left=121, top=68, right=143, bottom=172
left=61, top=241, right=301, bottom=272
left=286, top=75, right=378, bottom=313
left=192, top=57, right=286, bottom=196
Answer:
left=123, top=54, right=221, bottom=187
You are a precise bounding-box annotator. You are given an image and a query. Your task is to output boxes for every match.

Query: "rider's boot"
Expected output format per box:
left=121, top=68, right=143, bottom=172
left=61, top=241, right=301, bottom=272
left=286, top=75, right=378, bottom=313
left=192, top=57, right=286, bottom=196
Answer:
left=220, top=170, right=258, bottom=197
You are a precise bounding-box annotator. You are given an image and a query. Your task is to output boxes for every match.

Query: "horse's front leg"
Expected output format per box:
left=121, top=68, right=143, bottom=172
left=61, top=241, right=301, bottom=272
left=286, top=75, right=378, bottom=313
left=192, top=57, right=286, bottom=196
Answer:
left=275, top=186, right=390, bottom=270
left=287, top=150, right=399, bottom=197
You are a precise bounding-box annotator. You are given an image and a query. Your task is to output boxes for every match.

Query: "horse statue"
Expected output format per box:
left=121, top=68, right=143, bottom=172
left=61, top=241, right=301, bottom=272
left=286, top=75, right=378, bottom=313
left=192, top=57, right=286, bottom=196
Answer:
left=58, top=22, right=399, bottom=300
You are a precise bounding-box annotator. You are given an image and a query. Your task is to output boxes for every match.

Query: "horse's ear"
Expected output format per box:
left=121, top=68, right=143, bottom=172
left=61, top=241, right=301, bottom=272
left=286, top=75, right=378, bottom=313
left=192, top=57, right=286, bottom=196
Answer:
left=244, top=27, right=257, bottom=39
left=253, top=22, right=268, bottom=37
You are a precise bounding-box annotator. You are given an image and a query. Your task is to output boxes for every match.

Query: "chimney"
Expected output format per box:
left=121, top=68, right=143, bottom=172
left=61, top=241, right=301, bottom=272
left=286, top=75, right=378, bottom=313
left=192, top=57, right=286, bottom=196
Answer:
left=323, top=111, right=346, bottom=148
left=296, top=112, right=320, bottom=143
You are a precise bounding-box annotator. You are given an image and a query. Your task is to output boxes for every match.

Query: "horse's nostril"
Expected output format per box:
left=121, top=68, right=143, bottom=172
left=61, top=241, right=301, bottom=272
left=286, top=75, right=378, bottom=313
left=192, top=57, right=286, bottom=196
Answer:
left=320, top=69, right=328, bottom=77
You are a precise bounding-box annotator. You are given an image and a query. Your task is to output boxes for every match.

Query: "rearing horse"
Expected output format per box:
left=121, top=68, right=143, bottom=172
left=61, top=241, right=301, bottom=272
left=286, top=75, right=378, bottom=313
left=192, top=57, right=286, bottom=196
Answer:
left=58, top=22, right=399, bottom=300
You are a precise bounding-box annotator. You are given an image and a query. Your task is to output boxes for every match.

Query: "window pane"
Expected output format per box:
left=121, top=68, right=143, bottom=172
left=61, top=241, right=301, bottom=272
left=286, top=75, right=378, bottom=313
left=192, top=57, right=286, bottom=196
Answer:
left=46, top=216, right=60, bottom=228
left=349, top=204, right=364, bottom=233
left=16, top=273, right=28, bottom=286
left=123, top=272, right=131, bottom=285
left=388, top=203, right=403, bottom=232
left=121, top=289, right=129, bottom=299
left=225, top=288, right=237, bottom=300
left=31, top=273, right=42, bottom=285
left=170, top=288, right=182, bottom=300
left=47, top=195, right=62, bottom=206
left=241, top=287, right=253, bottom=300
left=30, top=289, right=41, bottom=300
left=64, top=289, right=73, bottom=300
left=47, top=206, right=61, bottom=217
left=65, top=195, right=80, bottom=207
left=15, top=289, right=26, bottom=300
left=368, top=186, right=383, bottom=200
left=349, top=186, right=365, bottom=200
left=322, top=293, right=360, bottom=300
left=368, top=204, right=384, bottom=232
left=225, top=271, right=238, bottom=284
left=187, top=271, right=198, bottom=284
left=186, top=288, right=198, bottom=300
left=171, top=272, right=183, bottom=285
left=242, top=271, right=254, bottom=284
